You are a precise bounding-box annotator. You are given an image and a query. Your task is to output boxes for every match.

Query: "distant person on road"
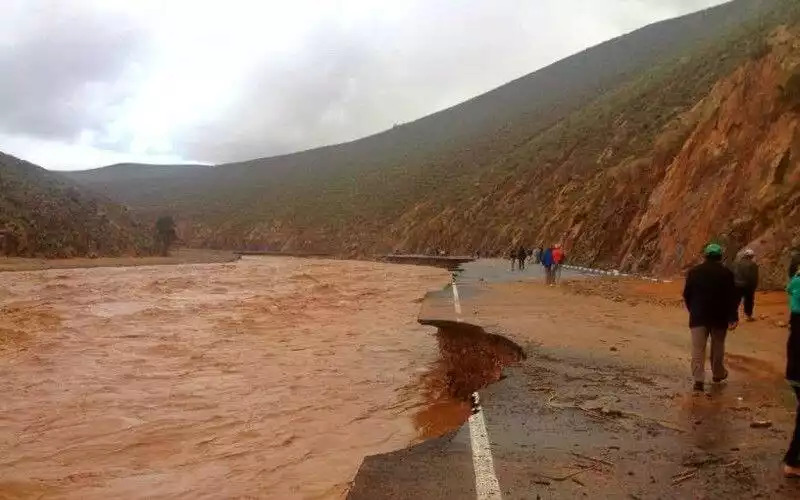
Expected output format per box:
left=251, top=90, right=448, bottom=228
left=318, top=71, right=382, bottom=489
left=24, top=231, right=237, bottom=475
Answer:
left=533, top=247, right=542, bottom=264
left=541, top=246, right=554, bottom=285
left=682, top=243, right=739, bottom=392
left=783, top=268, right=800, bottom=477
left=509, top=248, right=517, bottom=271
left=517, top=246, right=527, bottom=271
left=552, top=244, right=565, bottom=284
left=732, top=249, right=759, bottom=322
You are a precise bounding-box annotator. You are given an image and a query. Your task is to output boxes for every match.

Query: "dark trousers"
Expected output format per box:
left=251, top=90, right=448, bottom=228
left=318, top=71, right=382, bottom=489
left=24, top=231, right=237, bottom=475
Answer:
left=786, top=315, right=800, bottom=466
left=518, top=258, right=525, bottom=270
left=544, top=265, right=554, bottom=285
left=735, top=286, right=755, bottom=318
left=786, top=386, right=800, bottom=466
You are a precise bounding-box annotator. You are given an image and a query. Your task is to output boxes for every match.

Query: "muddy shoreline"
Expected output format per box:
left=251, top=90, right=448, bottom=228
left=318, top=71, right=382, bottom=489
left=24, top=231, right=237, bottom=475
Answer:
left=0, top=248, right=240, bottom=273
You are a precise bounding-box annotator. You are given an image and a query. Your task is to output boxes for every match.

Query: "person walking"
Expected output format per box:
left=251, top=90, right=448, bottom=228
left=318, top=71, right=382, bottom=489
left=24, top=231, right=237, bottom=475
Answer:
left=517, top=246, right=527, bottom=271
left=783, top=268, right=800, bottom=477
left=533, top=247, right=542, bottom=264
left=509, top=248, right=516, bottom=271
left=732, top=248, right=759, bottom=322
left=541, top=246, right=554, bottom=285
left=790, top=246, right=800, bottom=279
left=682, top=243, right=739, bottom=392
left=552, top=243, right=565, bottom=284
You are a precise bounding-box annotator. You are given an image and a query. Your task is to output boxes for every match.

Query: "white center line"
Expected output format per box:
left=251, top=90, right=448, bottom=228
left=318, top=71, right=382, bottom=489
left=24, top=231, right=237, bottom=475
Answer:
left=450, top=278, right=502, bottom=499
left=451, top=275, right=463, bottom=318
left=468, top=394, right=503, bottom=500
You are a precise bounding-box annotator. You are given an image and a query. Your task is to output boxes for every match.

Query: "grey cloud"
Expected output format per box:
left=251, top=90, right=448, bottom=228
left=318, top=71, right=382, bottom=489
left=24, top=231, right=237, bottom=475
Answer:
left=172, top=0, right=730, bottom=164
left=0, top=0, right=730, bottom=168
left=173, top=2, right=578, bottom=162
left=0, top=1, right=147, bottom=141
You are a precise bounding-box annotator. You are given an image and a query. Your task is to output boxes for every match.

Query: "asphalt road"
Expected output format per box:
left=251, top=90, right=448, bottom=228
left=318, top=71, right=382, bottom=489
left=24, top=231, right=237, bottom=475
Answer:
left=348, top=259, right=800, bottom=499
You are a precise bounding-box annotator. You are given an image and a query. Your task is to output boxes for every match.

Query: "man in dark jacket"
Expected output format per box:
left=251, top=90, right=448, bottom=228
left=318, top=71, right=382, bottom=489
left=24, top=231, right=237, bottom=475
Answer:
left=517, top=246, right=527, bottom=271
left=683, top=243, right=739, bottom=392
left=732, top=248, right=759, bottom=322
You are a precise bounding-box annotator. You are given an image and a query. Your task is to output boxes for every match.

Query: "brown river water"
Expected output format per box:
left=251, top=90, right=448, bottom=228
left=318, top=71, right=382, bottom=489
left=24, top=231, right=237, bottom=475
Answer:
left=0, top=257, right=470, bottom=499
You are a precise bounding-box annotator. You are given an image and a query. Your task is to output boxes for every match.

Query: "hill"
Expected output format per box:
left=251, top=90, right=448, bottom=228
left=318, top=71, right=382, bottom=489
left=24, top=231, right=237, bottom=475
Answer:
left=65, top=0, right=800, bottom=284
left=0, top=152, right=151, bottom=258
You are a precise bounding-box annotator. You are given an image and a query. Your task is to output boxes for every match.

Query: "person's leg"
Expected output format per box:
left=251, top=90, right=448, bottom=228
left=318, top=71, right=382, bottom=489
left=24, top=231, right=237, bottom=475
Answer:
left=691, top=327, right=709, bottom=386
left=710, top=328, right=729, bottom=382
left=784, top=387, right=800, bottom=469
left=744, top=287, right=755, bottom=319
left=733, top=286, right=744, bottom=318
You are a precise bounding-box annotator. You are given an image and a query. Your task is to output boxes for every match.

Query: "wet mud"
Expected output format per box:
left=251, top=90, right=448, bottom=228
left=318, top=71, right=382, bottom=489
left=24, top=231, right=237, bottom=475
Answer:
left=419, top=319, right=525, bottom=400
left=0, top=257, right=469, bottom=499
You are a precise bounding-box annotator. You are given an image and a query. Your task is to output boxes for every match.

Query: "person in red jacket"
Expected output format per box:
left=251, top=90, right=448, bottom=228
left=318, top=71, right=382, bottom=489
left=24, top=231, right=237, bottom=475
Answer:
left=552, top=244, right=565, bottom=284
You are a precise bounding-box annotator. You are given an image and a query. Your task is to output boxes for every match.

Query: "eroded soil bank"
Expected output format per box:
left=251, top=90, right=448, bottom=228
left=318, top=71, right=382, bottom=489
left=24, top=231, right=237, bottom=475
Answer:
left=0, top=257, right=482, bottom=499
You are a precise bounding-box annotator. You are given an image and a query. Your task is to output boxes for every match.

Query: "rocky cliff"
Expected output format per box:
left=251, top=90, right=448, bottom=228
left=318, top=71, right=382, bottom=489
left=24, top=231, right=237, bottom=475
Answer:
left=619, top=26, right=800, bottom=285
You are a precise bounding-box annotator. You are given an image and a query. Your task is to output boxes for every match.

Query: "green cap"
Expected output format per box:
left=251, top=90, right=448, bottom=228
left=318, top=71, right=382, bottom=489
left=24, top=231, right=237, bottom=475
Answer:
left=703, top=243, right=723, bottom=256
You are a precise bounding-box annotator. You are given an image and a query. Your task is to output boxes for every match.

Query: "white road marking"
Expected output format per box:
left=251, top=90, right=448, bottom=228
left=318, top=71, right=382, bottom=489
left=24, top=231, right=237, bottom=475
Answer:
left=450, top=278, right=502, bottom=499
left=468, top=393, right=503, bottom=499
left=451, top=276, right=463, bottom=317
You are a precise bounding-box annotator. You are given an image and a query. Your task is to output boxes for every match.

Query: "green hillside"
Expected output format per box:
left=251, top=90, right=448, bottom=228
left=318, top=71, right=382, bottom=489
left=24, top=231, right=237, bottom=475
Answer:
left=0, top=152, right=150, bottom=258
left=64, top=0, right=800, bottom=276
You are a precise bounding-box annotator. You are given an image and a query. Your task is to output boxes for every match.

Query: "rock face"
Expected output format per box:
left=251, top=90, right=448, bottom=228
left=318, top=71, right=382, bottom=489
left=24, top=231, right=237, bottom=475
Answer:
left=619, top=26, right=800, bottom=285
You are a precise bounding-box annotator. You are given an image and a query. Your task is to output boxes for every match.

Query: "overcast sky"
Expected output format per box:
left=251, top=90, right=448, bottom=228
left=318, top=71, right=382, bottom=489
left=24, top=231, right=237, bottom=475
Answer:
left=0, top=0, right=728, bottom=171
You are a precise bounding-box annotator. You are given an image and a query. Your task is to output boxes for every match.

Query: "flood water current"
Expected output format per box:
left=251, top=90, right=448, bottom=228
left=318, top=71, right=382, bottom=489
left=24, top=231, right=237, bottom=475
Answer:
left=0, top=257, right=475, bottom=499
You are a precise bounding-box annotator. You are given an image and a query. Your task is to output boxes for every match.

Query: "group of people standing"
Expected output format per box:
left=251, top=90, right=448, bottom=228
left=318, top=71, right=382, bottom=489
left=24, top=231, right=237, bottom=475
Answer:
left=682, top=243, right=800, bottom=477
left=509, top=244, right=565, bottom=285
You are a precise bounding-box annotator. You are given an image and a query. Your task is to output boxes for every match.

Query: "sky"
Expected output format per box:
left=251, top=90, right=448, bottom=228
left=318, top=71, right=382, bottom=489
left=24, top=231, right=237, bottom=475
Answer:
left=0, top=0, right=728, bottom=171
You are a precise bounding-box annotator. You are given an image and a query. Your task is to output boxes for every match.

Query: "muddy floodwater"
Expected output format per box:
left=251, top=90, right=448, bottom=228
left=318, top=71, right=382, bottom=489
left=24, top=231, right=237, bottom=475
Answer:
left=0, top=257, right=464, bottom=499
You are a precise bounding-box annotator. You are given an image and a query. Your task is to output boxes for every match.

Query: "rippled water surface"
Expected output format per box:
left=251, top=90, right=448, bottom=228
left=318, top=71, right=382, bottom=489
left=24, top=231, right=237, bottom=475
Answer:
left=0, top=257, right=458, bottom=499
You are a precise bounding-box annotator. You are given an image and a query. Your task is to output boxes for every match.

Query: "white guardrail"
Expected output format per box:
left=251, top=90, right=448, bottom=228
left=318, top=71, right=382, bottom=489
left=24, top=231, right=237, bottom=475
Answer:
left=561, top=264, right=672, bottom=283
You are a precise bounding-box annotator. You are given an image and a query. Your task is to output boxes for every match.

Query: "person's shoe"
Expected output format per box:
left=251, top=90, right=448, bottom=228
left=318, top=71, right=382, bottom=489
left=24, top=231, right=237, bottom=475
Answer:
left=746, top=316, right=755, bottom=322
left=693, top=381, right=705, bottom=392
left=712, top=372, right=729, bottom=384
left=784, top=464, right=800, bottom=478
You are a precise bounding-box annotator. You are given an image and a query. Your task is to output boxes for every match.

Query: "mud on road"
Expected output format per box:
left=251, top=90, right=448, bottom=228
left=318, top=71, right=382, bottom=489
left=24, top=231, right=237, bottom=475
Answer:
left=0, top=257, right=467, bottom=499
left=351, top=267, right=800, bottom=499
left=463, top=276, right=800, bottom=498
